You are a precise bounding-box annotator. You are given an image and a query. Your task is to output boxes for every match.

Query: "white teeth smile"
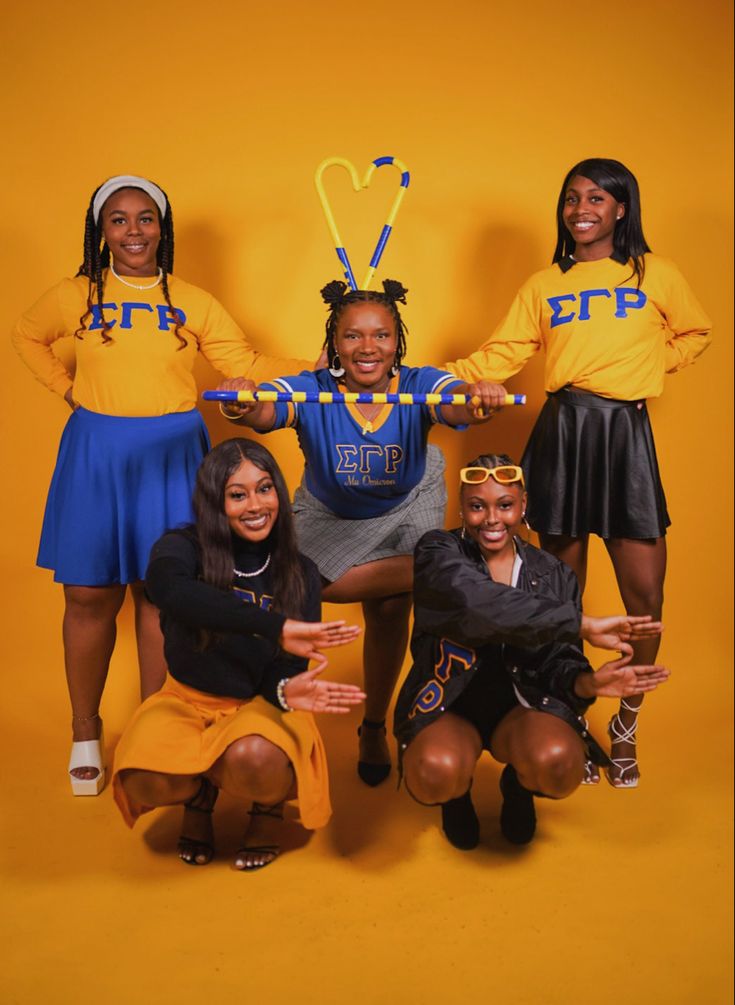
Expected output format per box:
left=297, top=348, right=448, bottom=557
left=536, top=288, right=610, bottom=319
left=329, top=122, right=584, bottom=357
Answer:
left=482, top=529, right=506, bottom=542
left=572, top=221, right=595, bottom=230
left=242, top=515, right=268, bottom=529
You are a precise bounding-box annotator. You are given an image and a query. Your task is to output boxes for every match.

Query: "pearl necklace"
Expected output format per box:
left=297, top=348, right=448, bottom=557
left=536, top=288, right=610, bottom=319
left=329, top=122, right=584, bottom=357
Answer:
left=110, top=262, right=163, bottom=290
left=233, top=554, right=271, bottom=579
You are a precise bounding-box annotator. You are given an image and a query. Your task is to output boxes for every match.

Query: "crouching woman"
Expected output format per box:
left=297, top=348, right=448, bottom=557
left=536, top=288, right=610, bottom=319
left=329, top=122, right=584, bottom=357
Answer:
left=113, top=439, right=363, bottom=870
left=394, top=454, right=669, bottom=850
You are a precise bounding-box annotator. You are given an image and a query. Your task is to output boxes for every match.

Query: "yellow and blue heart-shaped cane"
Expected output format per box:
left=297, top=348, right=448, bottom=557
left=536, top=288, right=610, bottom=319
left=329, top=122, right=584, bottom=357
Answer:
left=203, top=156, right=527, bottom=410
left=314, top=156, right=410, bottom=291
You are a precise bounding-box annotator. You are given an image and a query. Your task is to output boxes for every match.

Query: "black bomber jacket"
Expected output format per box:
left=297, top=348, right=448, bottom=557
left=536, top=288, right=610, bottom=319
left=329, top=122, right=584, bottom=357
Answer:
left=393, top=529, right=609, bottom=766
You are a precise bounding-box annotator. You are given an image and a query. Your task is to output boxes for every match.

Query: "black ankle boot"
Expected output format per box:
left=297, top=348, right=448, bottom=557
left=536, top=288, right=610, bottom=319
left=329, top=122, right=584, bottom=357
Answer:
left=441, top=790, right=480, bottom=850
left=499, top=765, right=536, bottom=845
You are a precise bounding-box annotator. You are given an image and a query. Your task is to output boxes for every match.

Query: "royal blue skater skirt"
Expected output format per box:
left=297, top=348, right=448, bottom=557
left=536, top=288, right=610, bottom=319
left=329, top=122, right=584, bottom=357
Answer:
left=37, top=407, right=210, bottom=585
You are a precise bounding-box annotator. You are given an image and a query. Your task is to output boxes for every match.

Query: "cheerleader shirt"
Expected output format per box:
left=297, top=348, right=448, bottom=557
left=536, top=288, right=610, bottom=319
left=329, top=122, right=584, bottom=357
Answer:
left=12, top=271, right=310, bottom=417
left=260, top=367, right=464, bottom=519
left=448, top=255, right=711, bottom=400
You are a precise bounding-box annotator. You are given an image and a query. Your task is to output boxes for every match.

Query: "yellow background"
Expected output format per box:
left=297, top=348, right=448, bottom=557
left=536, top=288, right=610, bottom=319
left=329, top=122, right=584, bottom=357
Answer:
left=1, top=1, right=732, bottom=1003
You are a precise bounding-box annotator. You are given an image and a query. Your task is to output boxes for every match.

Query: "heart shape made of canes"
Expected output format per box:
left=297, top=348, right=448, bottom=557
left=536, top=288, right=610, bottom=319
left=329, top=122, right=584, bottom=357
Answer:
left=314, top=156, right=410, bottom=291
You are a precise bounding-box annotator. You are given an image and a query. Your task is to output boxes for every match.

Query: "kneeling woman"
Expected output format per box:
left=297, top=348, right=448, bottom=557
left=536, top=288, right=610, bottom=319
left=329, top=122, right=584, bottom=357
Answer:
left=113, top=439, right=363, bottom=870
left=394, top=455, right=669, bottom=849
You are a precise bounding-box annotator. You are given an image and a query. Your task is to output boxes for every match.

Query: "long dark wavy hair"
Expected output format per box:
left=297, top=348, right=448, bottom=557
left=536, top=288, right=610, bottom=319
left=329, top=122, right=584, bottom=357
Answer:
left=74, top=180, right=187, bottom=349
left=320, top=278, right=409, bottom=372
left=193, top=438, right=306, bottom=618
left=552, top=158, right=651, bottom=286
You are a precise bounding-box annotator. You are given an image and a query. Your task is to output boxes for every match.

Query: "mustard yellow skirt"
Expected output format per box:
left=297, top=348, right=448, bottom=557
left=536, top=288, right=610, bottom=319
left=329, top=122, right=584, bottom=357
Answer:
left=112, top=675, right=331, bottom=830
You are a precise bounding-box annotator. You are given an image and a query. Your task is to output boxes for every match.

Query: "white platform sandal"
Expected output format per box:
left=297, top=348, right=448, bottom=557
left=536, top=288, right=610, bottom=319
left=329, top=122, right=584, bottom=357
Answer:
left=605, top=699, right=640, bottom=789
left=68, top=716, right=105, bottom=796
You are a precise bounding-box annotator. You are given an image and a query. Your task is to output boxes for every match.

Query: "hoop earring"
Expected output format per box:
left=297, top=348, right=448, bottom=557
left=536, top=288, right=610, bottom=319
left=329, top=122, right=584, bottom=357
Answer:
left=329, top=354, right=345, bottom=378
left=520, top=512, right=532, bottom=542
left=390, top=358, right=400, bottom=377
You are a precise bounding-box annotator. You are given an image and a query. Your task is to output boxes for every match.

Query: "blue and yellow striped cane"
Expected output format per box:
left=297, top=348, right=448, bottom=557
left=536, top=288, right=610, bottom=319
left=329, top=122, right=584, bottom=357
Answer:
left=314, top=156, right=411, bottom=291
left=203, top=390, right=526, bottom=407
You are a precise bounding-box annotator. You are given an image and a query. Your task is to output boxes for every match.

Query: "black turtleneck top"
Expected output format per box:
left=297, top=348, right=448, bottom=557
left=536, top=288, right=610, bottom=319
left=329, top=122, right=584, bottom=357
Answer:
left=145, top=528, right=322, bottom=706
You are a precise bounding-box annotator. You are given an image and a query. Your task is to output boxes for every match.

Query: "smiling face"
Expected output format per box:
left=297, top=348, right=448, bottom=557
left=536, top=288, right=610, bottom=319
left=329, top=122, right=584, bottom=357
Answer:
left=562, top=174, right=625, bottom=261
left=335, top=302, right=398, bottom=391
left=224, top=458, right=280, bottom=542
left=101, top=187, right=161, bottom=276
left=461, top=476, right=527, bottom=560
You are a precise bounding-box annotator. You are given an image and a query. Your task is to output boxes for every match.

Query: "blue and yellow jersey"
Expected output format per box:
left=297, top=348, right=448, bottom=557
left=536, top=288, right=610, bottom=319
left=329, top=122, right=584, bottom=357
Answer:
left=261, top=366, right=463, bottom=519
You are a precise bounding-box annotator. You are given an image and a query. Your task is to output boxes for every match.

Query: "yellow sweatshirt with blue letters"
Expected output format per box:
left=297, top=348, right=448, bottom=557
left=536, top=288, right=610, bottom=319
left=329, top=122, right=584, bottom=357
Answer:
left=12, top=270, right=310, bottom=416
left=448, top=255, right=711, bottom=400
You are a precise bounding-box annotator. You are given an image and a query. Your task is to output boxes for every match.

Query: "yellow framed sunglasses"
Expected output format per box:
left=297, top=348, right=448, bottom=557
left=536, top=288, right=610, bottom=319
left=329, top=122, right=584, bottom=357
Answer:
left=460, top=465, right=525, bottom=487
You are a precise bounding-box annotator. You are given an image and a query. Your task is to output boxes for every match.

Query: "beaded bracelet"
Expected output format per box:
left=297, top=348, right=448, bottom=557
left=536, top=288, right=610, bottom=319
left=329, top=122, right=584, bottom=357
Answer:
left=276, top=678, right=293, bottom=712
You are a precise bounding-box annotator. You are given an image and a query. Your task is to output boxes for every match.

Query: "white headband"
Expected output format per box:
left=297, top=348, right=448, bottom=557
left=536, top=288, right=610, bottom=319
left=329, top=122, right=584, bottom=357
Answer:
left=92, top=175, right=168, bottom=224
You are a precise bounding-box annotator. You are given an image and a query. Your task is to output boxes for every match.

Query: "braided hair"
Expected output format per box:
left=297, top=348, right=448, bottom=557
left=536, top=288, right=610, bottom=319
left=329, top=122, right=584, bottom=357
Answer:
left=464, top=452, right=517, bottom=476
left=320, top=278, right=409, bottom=371
left=74, top=182, right=187, bottom=349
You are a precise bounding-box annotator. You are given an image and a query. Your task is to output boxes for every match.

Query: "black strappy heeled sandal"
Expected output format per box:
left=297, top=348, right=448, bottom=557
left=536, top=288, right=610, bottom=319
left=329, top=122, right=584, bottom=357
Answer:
left=235, top=802, right=284, bottom=871
left=357, top=718, right=391, bottom=787
left=177, top=777, right=219, bottom=866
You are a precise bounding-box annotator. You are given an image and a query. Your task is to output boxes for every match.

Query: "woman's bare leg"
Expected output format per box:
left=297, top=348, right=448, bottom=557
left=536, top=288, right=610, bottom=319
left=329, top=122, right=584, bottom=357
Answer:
left=403, top=712, right=484, bottom=848
left=538, top=533, right=597, bottom=780
left=210, top=734, right=295, bottom=869
left=491, top=707, right=586, bottom=797
left=63, top=584, right=126, bottom=779
left=491, top=706, right=586, bottom=843
left=358, top=593, right=413, bottom=770
left=120, top=768, right=212, bottom=864
left=129, top=582, right=167, bottom=700
left=538, top=533, right=589, bottom=593
left=322, top=556, right=414, bottom=779
left=403, top=713, right=483, bottom=804
left=603, top=536, right=666, bottom=787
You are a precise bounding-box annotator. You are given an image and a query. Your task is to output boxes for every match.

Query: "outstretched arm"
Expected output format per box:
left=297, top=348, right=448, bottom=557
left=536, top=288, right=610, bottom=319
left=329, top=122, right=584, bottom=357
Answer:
left=439, top=380, right=509, bottom=426
left=573, top=653, right=670, bottom=700
left=278, top=619, right=361, bottom=664
left=282, top=665, right=366, bottom=714
left=216, top=376, right=277, bottom=430
left=581, top=614, right=663, bottom=652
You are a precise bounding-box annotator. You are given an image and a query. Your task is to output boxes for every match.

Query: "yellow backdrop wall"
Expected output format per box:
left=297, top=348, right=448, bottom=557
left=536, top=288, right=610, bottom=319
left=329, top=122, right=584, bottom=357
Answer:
left=1, top=1, right=732, bottom=1003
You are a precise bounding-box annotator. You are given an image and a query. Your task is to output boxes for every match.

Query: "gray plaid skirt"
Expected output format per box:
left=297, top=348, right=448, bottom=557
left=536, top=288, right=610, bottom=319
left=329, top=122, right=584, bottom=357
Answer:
left=292, top=445, right=447, bottom=582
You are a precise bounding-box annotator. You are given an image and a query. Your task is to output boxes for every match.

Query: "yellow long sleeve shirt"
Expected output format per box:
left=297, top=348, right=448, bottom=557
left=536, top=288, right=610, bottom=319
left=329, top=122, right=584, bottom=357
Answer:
left=448, top=255, right=711, bottom=400
left=12, top=272, right=310, bottom=416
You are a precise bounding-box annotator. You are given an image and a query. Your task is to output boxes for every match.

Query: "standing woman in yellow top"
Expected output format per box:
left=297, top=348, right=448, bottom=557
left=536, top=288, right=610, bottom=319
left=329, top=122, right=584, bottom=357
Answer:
left=450, top=158, right=711, bottom=787
left=12, top=175, right=308, bottom=797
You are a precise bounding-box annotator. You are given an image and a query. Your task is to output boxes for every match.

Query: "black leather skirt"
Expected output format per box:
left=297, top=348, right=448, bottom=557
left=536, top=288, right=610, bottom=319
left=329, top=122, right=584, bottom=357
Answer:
left=521, top=387, right=670, bottom=540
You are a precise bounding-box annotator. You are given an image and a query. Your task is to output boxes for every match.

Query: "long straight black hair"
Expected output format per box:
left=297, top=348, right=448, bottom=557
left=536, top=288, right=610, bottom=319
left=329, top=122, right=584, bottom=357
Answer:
left=192, top=438, right=306, bottom=618
left=552, top=158, right=652, bottom=286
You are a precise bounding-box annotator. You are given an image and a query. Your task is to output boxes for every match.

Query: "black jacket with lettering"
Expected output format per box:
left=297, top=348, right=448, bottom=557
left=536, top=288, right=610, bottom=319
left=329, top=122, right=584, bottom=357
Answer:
left=394, top=529, right=609, bottom=765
